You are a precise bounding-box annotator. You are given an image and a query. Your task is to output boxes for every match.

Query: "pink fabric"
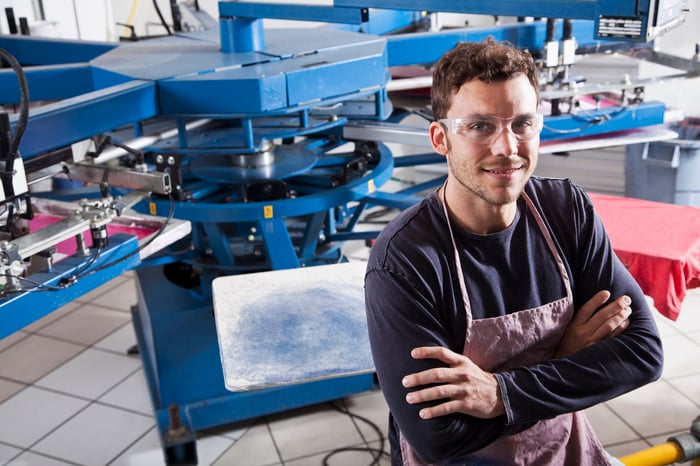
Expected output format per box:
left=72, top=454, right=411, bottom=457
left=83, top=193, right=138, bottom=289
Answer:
left=29, top=214, right=156, bottom=257
left=589, top=194, right=700, bottom=321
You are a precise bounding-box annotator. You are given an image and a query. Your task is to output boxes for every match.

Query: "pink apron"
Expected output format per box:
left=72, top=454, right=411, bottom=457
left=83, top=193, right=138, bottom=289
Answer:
left=398, top=188, right=610, bottom=466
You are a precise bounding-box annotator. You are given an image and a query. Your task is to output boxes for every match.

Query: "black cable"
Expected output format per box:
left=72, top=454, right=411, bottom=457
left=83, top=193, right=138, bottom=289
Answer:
left=59, top=242, right=104, bottom=285
left=322, top=402, right=390, bottom=466
left=542, top=105, right=628, bottom=135
left=0, top=274, right=65, bottom=294
left=0, top=47, right=30, bottom=195
left=153, top=0, right=172, bottom=35
left=1, top=194, right=173, bottom=295
left=82, top=192, right=176, bottom=277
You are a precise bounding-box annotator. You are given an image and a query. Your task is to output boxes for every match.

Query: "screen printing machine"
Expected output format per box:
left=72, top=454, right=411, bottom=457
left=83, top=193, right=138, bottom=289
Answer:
left=1, top=0, right=700, bottom=464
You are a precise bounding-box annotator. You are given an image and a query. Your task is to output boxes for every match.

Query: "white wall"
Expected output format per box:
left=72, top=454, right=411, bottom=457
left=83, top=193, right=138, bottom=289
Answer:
left=0, top=0, right=114, bottom=39
left=0, top=0, right=39, bottom=35
left=644, top=6, right=700, bottom=118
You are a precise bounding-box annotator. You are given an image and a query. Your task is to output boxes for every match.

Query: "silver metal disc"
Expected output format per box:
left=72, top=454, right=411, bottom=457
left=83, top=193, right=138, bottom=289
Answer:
left=189, top=144, right=318, bottom=183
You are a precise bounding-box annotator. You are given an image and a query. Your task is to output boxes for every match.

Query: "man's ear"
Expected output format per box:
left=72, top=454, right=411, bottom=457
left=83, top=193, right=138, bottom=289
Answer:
left=429, top=121, right=448, bottom=156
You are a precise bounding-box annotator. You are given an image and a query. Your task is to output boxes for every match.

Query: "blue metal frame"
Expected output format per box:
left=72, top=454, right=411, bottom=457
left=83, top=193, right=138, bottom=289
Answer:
left=385, top=20, right=601, bottom=67
left=334, top=0, right=666, bottom=41
left=133, top=264, right=376, bottom=464
left=14, top=81, right=158, bottom=158
left=0, top=234, right=140, bottom=339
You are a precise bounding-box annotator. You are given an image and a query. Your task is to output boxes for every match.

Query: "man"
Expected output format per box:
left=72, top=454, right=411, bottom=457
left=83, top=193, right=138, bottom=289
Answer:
left=364, top=38, right=663, bottom=465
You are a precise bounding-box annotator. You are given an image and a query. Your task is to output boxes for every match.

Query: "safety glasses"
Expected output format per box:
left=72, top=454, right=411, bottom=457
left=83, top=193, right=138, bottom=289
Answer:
left=439, top=113, right=543, bottom=145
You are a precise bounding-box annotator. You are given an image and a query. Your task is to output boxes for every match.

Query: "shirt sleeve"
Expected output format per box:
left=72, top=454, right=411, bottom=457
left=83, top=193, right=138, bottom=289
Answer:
left=365, top=265, right=533, bottom=463
left=496, top=186, right=664, bottom=425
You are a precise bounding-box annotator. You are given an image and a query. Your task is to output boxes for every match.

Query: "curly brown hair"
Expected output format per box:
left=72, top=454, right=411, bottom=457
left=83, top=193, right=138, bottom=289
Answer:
left=431, top=37, right=539, bottom=121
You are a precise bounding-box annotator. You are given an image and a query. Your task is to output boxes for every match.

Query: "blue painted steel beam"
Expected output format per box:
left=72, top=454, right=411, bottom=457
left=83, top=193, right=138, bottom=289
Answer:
left=0, top=35, right=116, bottom=65
left=0, top=234, right=140, bottom=339
left=259, top=217, right=300, bottom=269
left=0, top=63, right=94, bottom=103
left=540, top=101, right=667, bottom=142
left=219, top=2, right=370, bottom=24
left=157, top=34, right=388, bottom=116
left=333, top=9, right=425, bottom=35
left=386, top=20, right=599, bottom=67
left=11, top=80, right=158, bottom=158
left=334, top=0, right=599, bottom=20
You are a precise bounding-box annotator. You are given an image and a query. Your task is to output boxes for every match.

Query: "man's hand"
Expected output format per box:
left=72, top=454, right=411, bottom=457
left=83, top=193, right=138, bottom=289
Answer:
left=555, top=290, right=632, bottom=358
left=402, top=346, right=505, bottom=420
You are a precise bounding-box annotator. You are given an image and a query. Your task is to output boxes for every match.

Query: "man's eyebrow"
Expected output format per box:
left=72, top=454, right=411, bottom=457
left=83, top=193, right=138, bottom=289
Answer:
left=459, top=113, right=538, bottom=119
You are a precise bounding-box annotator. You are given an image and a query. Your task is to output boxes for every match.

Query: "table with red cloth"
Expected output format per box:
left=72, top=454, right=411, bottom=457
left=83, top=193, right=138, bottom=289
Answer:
left=589, top=193, right=700, bottom=321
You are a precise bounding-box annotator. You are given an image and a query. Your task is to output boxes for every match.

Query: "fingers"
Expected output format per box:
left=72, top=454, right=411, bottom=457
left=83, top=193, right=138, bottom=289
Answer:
left=412, top=399, right=464, bottom=420
left=410, top=346, right=462, bottom=363
left=571, top=290, right=611, bottom=325
left=556, top=291, right=633, bottom=358
left=589, top=295, right=632, bottom=341
left=402, top=347, right=463, bottom=389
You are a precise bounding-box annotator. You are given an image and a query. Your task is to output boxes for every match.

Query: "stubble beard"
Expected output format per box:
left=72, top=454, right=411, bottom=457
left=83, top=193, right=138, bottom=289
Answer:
left=447, top=155, right=529, bottom=207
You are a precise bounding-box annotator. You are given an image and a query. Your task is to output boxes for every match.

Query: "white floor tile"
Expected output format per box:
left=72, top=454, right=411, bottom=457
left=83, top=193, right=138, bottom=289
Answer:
left=73, top=277, right=126, bottom=305
left=82, top=279, right=137, bottom=312
left=605, top=439, right=652, bottom=460
left=674, top=289, right=700, bottom=333
left=93, top=322, right=138, bottom=354
left=0, top=331, right=28, bottom=352
left=98, top=369, right=153, bottom=415
left=267, top=404, right=364, bottom=461
left=109, top=427, right=166, bottom=466
left=35, top=348, right=141, bottom=399
left=658, top=333, right=700, bottom=379
left=193, top=434, right=236, bottom=466
left=667, top=373, right=700, bottom=406
left=0, top=442, right=23, bottom=465
left=607, top=379, right=699, bottom=438
left=6, top=450, right=76, bottom=465
left=0, top=335, right=84, bottom=384
left=343, top=390, right=390, bottom=441
left=652, top=308, right=684, bottom=338
left=213, top=423, right=279, bottom=466
left=584, top=403, right=639, bottom=445
left=36, top=305, right=130, bottom=346
left=21, top=301, right=81, bottom=333
left=32, top=403, right=154, bottom=466
left=0, top=378, right=26, bottom=404
left=0, top=386, right=88, bottom=448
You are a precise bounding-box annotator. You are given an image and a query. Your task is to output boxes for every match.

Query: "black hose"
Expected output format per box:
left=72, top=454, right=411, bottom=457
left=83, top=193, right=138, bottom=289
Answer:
left=0, top=47, right=30, bottom=197
left=153, top=0, right=172, bottom=35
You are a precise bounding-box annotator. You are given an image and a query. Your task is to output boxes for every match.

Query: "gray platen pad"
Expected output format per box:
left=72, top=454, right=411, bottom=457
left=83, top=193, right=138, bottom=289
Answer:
left=212, top=261, right=374, bottom=392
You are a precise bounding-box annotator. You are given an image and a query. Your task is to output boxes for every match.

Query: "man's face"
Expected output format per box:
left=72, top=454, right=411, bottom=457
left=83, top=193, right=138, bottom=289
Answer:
left=430, top=74, right=540, bottom=208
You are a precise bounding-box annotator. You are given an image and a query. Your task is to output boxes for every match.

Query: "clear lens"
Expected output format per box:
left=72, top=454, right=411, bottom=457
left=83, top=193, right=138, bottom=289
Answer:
left=440, top=114, right=543, bottom=144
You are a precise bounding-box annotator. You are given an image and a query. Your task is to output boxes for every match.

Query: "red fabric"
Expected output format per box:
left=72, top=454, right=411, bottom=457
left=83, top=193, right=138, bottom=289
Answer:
left=589, top=194, right=700, bottom=321
left=29, top=214, right=157, bottom=257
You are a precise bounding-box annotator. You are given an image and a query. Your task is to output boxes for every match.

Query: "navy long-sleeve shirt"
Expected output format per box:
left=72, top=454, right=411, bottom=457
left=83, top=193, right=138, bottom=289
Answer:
left=364, top=177, right=663, bottom=464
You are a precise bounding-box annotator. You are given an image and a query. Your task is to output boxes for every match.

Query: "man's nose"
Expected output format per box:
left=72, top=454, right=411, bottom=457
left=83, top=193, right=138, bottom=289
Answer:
left=491, top=125, right=518, bottom=156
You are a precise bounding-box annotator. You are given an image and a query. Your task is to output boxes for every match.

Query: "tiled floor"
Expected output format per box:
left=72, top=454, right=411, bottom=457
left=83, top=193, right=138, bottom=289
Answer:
left=0, top=267, right=699, bottom=465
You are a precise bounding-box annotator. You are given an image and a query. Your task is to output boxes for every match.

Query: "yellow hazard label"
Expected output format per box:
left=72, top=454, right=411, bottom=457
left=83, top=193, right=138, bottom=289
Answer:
left=149, top=202, right=157, bottom=216
left=263, top=205, right=273, bottom=218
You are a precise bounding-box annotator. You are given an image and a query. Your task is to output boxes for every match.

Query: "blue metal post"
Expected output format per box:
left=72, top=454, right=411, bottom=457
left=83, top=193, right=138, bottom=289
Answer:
left=219, top=16, right=265, bottom=53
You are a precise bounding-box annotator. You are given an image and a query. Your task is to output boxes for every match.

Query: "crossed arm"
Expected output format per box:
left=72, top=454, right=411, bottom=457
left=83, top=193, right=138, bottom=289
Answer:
left=401, top=290, right=632, bottom=421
